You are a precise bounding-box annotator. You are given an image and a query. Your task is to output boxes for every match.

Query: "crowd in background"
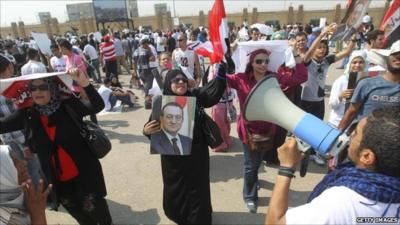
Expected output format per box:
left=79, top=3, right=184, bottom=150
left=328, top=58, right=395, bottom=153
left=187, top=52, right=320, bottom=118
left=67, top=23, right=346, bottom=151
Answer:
left=1, top=11, right=399, bottom=225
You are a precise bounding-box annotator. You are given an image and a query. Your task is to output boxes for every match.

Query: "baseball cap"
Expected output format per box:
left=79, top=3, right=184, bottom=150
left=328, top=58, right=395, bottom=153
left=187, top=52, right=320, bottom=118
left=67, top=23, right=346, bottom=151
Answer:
left=376, top=40, right=400, bottom=57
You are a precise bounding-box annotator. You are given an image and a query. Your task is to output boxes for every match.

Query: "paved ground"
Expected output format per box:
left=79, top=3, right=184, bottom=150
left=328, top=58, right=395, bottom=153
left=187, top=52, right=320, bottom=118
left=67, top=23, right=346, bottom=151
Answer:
left=46, top=60, right=345, bottom=225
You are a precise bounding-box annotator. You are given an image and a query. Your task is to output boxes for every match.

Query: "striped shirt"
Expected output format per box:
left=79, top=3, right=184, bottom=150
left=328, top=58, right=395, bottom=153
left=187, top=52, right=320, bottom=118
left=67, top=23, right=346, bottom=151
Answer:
left=99, top=42, right=117, bottom=62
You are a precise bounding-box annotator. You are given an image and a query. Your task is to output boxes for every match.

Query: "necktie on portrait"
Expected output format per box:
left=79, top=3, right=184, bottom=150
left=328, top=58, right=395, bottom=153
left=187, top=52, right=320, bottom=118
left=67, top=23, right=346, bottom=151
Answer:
left=171, top=138, right=181, bottom=155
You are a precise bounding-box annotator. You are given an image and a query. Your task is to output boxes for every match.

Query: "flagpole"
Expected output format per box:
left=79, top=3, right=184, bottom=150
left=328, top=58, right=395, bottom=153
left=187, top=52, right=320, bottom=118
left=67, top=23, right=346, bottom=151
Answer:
left=173, top=0, right=177, bottom=18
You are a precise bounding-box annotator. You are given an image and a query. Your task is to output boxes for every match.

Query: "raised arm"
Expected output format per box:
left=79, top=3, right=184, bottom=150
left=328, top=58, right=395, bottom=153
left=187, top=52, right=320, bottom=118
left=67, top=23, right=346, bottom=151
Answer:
left=0, top=110, right=25, bottom=134
left=68, top=68, right=104, bottom=116
left=303, top=24, right=337, bottom=63
left=334, top=37, right=356, bottom=62
left=276, top=52, right=307, bottom=87
left=193, top=63, right=227, bottom=108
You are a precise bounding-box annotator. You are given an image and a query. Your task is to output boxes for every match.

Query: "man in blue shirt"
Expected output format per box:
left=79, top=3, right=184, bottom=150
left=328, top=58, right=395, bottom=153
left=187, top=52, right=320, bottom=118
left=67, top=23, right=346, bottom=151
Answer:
left=339, top=40, right=400, bottom=131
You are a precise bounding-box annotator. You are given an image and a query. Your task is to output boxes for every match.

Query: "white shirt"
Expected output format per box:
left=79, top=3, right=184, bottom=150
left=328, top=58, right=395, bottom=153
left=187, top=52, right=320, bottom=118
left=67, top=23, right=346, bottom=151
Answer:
left=21, top=60, right=47, bottom=75
left=83, top=44, right=99, bottom=60
left=328, top=75, right=348, bottom=127
left=149, top=45, right=158, bottom=68
left=156, top=36, right=166, bottom=52
left=97, top=85, right=113, bottom=111
left=50, top=56, right=66, bottom=72
left=163, top=130, right=183, bottom=155
left=286, top=186, right=400, bottom=225
left=174, top=48, right=195, bottom=78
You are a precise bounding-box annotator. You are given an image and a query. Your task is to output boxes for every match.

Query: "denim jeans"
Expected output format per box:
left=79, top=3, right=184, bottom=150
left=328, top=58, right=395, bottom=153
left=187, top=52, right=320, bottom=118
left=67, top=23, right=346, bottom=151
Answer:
left=89, top=59, right=101, bottom=82
left=243, top=143, right=265, bottom=203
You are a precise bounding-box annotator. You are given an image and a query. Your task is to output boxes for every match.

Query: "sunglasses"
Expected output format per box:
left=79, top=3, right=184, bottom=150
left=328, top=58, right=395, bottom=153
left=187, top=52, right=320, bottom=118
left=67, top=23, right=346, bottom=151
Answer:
left=177, top=39, right=185, bottom=42
left=255, top=59, right=270, bottom=65
left=28, top=83, right=49, bottom=92
left=171, top=77, right=188, bottom=83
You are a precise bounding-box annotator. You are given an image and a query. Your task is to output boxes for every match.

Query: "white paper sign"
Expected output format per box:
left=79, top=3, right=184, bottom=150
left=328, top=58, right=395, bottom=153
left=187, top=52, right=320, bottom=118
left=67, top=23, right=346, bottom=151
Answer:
left=31, top=32, right=52, bottom=55
left=173, top=17, right=180, bottom=26
left=320, top=18, right=327, bottom=28
left=93, top=32, right=102, bottom=42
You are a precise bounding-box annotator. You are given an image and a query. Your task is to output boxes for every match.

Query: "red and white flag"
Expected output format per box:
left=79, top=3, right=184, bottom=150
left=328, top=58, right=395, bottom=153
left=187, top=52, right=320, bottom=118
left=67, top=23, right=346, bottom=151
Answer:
left=380, top=0, right=400, bottom=46
left=207, top=0, right=229, bottom=63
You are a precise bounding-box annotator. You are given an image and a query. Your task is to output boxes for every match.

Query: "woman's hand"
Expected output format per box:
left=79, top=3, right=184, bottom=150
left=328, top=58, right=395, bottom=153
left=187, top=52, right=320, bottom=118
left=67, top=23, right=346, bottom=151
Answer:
left=68, top=68, right=90, bottom=87
left=339, top=89, right=354, bottom=101
left=143, top=120, right=161, bottom=135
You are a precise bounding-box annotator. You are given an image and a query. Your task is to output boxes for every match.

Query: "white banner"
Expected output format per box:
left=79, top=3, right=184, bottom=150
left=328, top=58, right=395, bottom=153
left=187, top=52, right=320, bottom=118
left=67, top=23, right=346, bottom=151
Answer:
left=232, top=40, right=294, bottom=73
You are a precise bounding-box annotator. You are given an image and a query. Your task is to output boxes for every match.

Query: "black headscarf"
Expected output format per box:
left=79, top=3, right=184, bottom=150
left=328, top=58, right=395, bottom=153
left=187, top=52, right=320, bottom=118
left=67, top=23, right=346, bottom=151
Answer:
left=163, top=69, right=192, bottom=96
left=33, top=78, right=61, bottom=116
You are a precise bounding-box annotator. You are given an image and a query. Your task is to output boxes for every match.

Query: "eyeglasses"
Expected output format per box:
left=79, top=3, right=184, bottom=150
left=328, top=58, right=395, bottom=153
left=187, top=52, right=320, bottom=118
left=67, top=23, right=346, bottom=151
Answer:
left=255, top=59, right=270, bottom=65
left=171, top=77, right=188, bottom=83
left=28, top=83, right=49, bottom=92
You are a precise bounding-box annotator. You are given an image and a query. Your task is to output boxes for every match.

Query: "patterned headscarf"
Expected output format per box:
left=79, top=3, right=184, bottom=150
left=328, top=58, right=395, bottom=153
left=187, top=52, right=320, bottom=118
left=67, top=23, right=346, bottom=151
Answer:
left=33, top=78, right=61, bottom=116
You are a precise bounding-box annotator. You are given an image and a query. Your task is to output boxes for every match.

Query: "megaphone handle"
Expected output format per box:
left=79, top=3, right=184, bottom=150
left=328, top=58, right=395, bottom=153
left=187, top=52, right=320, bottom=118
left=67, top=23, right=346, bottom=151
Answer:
left=300, top=150, right=311, bottom=177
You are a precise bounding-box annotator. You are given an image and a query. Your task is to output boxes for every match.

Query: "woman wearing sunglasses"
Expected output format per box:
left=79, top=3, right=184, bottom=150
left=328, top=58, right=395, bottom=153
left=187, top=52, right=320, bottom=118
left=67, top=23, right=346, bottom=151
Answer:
left=226, top=48, right=307, bottom=213
left=0, top=69, right=113, bottom=225
left=143, top=66, right=226, bottom=225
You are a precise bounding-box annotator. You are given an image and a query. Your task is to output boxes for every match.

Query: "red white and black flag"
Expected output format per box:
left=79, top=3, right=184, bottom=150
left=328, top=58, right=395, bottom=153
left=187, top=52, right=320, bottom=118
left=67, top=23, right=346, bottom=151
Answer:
left=380, top=0, right=400, bottom=47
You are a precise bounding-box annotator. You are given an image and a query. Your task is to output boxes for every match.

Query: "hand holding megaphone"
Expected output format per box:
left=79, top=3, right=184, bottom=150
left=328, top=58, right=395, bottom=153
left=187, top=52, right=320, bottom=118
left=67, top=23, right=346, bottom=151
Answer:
left=277, top=137, right=303, bottom=169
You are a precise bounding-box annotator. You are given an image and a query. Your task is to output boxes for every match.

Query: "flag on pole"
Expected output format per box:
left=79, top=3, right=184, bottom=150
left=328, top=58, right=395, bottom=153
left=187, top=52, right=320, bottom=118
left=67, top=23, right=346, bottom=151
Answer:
left=208, top=0, right=229, bottom=64
left=380, top=0, right=400, bottom=47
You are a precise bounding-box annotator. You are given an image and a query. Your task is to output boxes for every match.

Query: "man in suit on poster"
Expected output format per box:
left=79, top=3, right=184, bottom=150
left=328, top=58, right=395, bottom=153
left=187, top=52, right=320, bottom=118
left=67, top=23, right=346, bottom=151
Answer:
left=151, top=102, right=192, bottom=155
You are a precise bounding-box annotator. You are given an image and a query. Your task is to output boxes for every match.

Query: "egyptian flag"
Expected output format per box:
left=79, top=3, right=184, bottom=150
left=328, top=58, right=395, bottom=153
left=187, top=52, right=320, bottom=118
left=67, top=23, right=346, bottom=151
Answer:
left=196, top=0, right=229, bottom=64
left=380, top=0, right=400, bottom=47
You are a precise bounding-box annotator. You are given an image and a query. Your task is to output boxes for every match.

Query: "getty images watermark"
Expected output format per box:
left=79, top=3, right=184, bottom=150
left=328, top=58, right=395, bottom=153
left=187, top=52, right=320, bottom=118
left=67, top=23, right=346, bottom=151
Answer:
left=356, top=217, right=399, bottom=223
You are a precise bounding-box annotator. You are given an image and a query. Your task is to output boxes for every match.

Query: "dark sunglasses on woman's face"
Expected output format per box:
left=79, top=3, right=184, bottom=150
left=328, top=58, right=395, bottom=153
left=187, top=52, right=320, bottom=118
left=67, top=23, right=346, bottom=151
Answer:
left=255, top=59, right=270, bottom=65
left=171, top=77, right=188, bottom=83
left=28, top=83, right=49, bottom=92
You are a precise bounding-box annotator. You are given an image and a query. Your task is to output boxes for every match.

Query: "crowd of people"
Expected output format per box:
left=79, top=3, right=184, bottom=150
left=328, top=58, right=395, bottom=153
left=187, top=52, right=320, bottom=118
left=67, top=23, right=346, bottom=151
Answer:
left=0, top=12, right=399, bottom=225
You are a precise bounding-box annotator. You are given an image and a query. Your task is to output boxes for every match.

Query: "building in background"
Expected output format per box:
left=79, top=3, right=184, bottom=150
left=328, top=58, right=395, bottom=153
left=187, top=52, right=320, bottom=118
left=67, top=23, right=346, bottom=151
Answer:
left=37, top=12, right=51, bottom=24
left=126, top=0, right=139, bottom=18
left=66, top=2, right=95, bottom=21
left=154, top=3, right=168, bottom=15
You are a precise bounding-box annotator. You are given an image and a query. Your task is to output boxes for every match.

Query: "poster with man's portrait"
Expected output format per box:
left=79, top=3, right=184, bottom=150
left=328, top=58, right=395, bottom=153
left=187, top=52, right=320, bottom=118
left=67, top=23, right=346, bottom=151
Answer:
left=331, top=0, right=371, bottom=42
left=150, top=95, right=196, bottom=155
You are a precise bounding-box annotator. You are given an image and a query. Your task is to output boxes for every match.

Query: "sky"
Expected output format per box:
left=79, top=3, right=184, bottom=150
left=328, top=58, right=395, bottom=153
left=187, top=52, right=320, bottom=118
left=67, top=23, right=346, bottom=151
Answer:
left=0, top=0, right=386, bottom=27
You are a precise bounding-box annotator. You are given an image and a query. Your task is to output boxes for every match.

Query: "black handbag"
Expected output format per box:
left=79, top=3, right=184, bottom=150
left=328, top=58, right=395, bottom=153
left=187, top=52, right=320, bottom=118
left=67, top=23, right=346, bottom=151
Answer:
left=198, top=107, right=223, bottom=148
left=65, top=105, right=112, bottom=158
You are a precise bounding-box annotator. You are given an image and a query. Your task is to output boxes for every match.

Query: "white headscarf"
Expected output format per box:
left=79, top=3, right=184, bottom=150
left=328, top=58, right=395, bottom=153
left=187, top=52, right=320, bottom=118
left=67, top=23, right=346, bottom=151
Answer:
left=0, top=145, right=25, bottom=223
left=343, top=50, right=369, bottom=80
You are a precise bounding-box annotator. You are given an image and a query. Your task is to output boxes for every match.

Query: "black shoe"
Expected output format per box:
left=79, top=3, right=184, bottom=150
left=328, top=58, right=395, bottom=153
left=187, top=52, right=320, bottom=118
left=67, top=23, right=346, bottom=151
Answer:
left=246, top=201, right=257, bottom=213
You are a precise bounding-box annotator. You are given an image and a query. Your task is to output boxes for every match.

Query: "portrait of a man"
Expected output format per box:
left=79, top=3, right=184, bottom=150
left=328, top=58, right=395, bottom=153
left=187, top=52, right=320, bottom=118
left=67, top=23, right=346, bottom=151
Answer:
left=331, top=0, right=370, bottom=42
left=151, top=102, right=193, bottom=155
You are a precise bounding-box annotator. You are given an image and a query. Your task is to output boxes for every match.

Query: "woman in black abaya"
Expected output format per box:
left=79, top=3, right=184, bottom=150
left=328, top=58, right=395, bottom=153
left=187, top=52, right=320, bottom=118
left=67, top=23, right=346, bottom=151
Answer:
left=143, top=65, right=226, bottom=225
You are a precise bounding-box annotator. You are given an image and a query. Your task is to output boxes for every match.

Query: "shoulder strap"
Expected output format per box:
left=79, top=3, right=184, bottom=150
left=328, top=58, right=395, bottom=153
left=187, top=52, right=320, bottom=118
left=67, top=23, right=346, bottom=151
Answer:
left=64, top=104, right=84, bottom=131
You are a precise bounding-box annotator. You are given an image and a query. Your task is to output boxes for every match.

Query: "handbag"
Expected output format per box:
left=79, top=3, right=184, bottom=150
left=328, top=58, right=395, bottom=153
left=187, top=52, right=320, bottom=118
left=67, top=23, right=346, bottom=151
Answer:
left=198, top=107, right=223, bottom=148
left=246, top=127, right=274, bottom=151
left=65, top=105, right=112, bottom=158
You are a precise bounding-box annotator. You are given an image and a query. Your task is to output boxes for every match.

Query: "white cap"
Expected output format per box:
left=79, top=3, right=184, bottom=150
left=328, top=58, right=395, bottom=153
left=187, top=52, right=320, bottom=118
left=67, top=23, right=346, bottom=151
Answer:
left=362, top=15, right=372, bottom=23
